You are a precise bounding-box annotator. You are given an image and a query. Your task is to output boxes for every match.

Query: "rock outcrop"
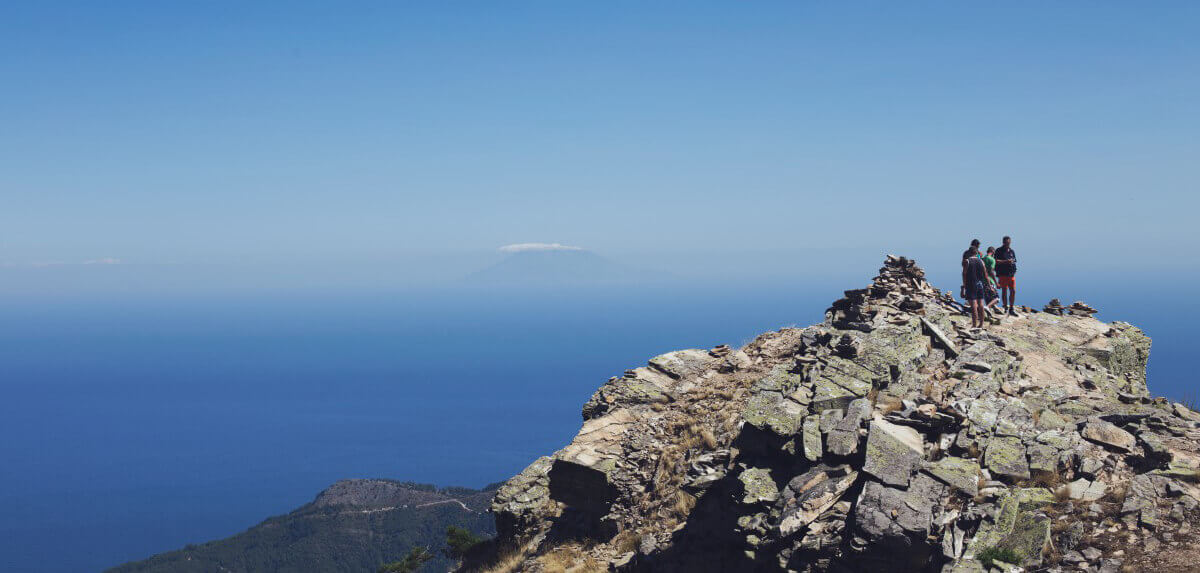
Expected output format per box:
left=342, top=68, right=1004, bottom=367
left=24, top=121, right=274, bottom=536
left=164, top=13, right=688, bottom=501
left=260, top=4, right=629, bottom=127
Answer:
left=477, top=256, right=1200, bottom=572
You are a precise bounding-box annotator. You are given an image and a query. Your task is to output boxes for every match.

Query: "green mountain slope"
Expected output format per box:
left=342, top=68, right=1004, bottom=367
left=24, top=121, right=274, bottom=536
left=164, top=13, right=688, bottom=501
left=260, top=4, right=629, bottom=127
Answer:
left=107, top=480, right=496, bottom=573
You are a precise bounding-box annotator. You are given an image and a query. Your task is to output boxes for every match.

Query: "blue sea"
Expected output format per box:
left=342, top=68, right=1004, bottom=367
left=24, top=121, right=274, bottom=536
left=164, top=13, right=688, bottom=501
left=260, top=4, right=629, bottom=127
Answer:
left=0, top=274, right=1192, bottom=572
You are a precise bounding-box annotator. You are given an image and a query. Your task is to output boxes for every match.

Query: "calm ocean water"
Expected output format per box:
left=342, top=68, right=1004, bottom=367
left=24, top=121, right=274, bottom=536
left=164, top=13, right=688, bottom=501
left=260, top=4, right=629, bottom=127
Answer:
left=0, top=277, right=1190, bottom=572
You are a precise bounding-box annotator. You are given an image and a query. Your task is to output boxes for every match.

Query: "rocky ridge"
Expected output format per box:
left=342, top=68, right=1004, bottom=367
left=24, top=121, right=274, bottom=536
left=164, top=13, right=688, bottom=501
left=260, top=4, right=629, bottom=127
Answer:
left=478, top=256, right=1200, bottom=573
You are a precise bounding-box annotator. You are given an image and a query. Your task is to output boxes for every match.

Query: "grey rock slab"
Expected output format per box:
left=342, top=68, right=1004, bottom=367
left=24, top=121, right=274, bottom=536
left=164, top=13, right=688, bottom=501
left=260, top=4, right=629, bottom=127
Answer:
left=1066, top=478, right=1108, bottom=501
left=1034, top=408, right=1072, bottom=430
left=985, top=435, right=1031, bottom=480
left=863, top=419, right=925, bottom=487
left=742, top=391, right=806, bottom=437
left=1026, top=443, right=1058, bottom=473
left=802, top=416, right=823, bottom=462
left=777, top=465, right=859, bottom=536
left=647, top=349, right=713, bottom=379
left=853, top=474, right=944, bottom=547
left=920, top=317, right=959, bottom=358
left=1081, top=418, right=1137, bottom=452
left=961, top=361, right=992, bottom=373
left=827, top=398, right=871, bottom=456
left=923, top=456, right=982, bottom=496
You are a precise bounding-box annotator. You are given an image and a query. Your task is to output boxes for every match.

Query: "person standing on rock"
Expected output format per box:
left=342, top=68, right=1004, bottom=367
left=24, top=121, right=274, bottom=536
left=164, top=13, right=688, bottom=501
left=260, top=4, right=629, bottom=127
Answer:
left=983, top=246, right=1001, bottom=311
left=994, top=236, right=1017, bottom=315
left=962, top=245, right=988, bottom=328
left=961, top=238, right=981, bottom=271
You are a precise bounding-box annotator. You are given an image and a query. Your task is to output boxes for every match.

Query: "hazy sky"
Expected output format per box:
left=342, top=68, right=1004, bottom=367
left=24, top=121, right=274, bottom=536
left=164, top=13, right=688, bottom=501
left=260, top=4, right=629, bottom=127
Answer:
left=3, top=2, right=1197, bottom=276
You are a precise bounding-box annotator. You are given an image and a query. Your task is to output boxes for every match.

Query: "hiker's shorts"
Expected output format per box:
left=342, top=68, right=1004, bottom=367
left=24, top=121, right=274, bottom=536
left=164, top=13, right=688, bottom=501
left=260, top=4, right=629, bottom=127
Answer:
left=998, top=276, right=1015, bottom=289
left=967, top=281, right=986, bottom=302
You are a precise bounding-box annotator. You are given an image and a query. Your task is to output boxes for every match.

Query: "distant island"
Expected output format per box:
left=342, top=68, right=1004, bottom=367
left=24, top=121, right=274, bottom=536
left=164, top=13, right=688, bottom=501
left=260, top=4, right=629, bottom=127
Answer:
left=107, top=480, right=496, bottom=573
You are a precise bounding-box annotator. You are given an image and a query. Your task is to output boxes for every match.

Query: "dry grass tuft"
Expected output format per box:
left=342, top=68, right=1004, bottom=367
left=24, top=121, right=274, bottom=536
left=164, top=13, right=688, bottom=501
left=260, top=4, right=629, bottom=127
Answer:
left=539, top=545, right=582, bottom=573
left=1105, top=483, right=1129, bottom=506
left=611, top=528, right=639, bottom=555
left=537, top=544, right=604, bottom=573
left=1028, top=469, right=1064, bottom=490
left=876, top=394, right=904, bottom=414
left=671, top=490, right=697, bottom=520
left=477, top=540, right=538, bottom=573
left=700, top=427, right=718, bottom=449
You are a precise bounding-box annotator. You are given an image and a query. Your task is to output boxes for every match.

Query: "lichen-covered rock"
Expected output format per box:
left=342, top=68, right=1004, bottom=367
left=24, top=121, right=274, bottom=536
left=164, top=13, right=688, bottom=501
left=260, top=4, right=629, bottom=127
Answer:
left=802, top=415, right=823, bottom=461
left=827, top=398, right=871, bottom=456
left=739, top=467, right=780, bottom=504
left=864, top=419, right=925, bottom=487
left=985, top=436, right=1030, bottom=480
left=924, top=456, right=981, bottom=496
left=852, top=475, right=945, bottom=567
left=743, top=391, right=806, bottom=437
left=492, top=456, right=555, bottom=540
left=581, top=371, right=673, bottom=419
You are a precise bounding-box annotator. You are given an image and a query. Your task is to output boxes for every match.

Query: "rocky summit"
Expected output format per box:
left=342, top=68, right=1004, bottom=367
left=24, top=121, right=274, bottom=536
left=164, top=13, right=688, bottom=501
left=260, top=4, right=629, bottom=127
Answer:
left=473, top=256, right=1200, bottom=573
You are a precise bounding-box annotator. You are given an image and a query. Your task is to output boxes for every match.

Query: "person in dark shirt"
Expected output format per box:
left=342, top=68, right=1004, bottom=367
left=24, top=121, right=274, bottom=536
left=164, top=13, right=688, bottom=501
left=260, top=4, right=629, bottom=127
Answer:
left=993, top=236, right=1017, bottom=315
left=962, top=245, right=988, bottom=328
left=961, top=238, right=981, bottom=271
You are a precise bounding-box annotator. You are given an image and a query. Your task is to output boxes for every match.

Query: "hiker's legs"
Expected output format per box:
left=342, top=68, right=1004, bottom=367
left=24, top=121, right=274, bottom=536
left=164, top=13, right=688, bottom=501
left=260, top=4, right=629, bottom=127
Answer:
left=998, top=276, right=1016, bottom=312
left=972, top=300, right=984, bottom=327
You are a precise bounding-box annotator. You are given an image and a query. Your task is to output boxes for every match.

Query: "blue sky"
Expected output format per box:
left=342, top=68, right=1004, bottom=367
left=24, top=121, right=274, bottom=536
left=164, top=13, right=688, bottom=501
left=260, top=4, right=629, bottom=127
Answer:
left=2, top=1, right=1197, bottom=280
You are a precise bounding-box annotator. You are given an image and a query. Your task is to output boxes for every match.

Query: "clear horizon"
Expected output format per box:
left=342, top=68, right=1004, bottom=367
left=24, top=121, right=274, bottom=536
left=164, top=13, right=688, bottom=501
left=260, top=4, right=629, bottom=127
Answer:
left=4, top=1, right=1198, bottom=285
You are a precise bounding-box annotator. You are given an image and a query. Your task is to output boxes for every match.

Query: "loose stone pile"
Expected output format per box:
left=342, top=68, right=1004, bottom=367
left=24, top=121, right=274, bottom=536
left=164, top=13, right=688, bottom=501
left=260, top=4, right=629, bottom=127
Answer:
left=479, top=257, right=1200, bottom=573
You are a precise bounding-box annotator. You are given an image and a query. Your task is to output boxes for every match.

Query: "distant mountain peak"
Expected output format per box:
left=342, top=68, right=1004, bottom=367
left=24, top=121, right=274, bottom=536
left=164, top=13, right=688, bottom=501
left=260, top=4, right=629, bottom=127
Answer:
left=498, top=242, right=584, bottom=253
left=465, top=247, right=652, bottom=286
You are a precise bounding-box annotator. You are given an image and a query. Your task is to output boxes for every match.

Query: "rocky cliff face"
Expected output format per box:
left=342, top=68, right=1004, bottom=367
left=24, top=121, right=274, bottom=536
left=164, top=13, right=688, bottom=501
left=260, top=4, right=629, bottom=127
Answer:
left=479, top=257, right=1200, bottom=573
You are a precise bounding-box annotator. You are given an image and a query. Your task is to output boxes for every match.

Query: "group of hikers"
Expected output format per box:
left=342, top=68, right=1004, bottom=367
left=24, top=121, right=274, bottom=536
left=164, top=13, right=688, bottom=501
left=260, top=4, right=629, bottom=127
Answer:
left=961, top=236, right=1017, bottom=328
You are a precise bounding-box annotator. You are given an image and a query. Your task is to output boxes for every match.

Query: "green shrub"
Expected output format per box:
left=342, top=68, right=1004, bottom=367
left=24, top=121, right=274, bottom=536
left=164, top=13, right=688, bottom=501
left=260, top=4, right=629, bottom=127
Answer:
left=378, top=546, right=433, bottom=573
left=444, top=525, right=483, bottom=559
left=976, top=545, right=1020, bottom=568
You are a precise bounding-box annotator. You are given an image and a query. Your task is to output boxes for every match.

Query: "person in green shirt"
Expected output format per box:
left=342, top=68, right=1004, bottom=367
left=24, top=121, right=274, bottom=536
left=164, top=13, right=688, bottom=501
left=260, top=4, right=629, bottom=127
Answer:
left=982, top=247, right=1001, bottom=310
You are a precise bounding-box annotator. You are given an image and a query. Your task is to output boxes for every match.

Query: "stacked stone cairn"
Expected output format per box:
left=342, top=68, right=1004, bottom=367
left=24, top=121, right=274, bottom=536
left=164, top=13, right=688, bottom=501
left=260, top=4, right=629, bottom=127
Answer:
left=480, top=256, right=1200, bottom=573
